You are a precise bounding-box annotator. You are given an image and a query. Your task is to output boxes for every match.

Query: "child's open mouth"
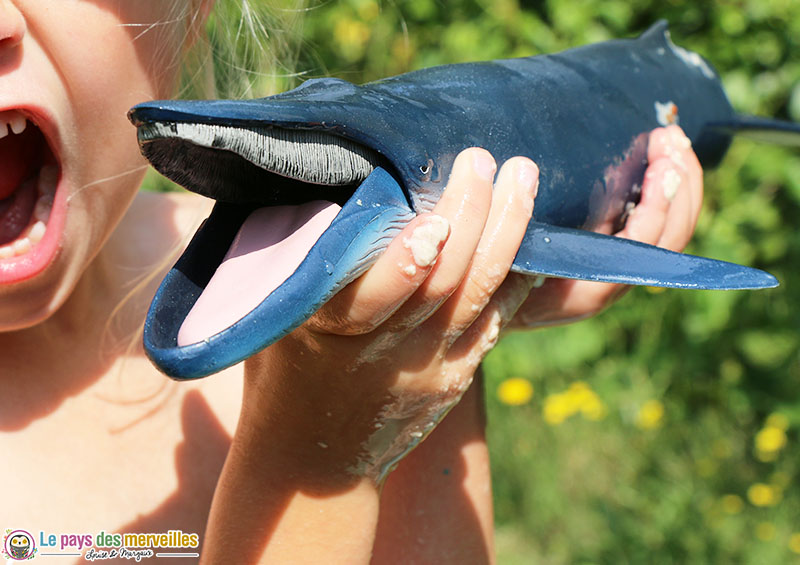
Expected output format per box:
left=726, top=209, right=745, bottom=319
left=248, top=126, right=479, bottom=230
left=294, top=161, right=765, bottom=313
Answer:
left=0, top=109, right=61, bottom=281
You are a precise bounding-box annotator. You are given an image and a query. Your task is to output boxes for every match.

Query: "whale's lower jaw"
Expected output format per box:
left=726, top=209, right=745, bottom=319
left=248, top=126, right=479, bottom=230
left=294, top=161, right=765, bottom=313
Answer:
left=143, top=166, right=415, bottom=380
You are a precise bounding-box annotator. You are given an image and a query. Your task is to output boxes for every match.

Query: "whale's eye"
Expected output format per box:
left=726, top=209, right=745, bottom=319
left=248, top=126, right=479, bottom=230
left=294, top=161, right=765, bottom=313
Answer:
left=419, top=159, right=434, bottom=180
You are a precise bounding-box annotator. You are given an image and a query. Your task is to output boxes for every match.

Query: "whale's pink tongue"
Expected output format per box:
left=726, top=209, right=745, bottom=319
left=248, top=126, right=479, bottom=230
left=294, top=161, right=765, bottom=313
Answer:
left=177, top=201, right=341, bottom=346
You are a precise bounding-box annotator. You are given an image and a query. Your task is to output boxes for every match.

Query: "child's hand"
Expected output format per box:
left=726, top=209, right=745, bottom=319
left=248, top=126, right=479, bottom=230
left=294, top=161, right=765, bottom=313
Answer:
left=202, top=148, right=536, bottom=563
left=240, top=147, right=538, bottom=484
left=371, top=126, right=706, bottom=562
left=508, top=125, right=703, bottom=328
left=203, top=127, right=704, bottom=563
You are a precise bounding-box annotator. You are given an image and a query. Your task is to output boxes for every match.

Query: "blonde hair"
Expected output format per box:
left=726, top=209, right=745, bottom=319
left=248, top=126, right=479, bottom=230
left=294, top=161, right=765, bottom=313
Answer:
left=105, top=0, right=309, bottom=406
left=180, top=0, right=309, bottom=100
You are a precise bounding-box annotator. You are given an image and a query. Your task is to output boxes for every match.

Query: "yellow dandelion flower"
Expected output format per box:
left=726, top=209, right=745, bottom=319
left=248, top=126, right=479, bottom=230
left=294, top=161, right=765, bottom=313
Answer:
left=755, top=426, right=787, bottom=454
left=543, top=393, right=573, bottom=425
left=357, top=0, right=379, bottom=21
left=635, top=399, right=665, bottom=430
left=645, top=285, right=666, bottom=294
left=789, top=533, right=800, bottom=554
left=755, top=522, right=776, bottom=541
left=334, top=18, right=371, bottom=58
left=497, top=378, right=534, bottom=406
left=766, top=413, right=789, bottom=430
left=747, top=483, right=780, bottom=507
left=720, top=494, right=743, bottom=514
left=564, top=382, right=588, bottom=411
left=580, top=394, right=607, bottom=421
left=543, top=382, right=606, bottom=424
left=565, top=382, right=605, bottom=420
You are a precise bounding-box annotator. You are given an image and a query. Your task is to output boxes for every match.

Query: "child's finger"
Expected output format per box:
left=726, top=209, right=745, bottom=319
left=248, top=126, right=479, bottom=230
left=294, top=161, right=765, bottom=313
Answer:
left=384, top=148, right=496, bottom=329
left=428, top=157, right=538, bottom=336
left=656, top=161, right=693, bottom=251
left=309, top=214, right=450, bottom=335
left=445, top=273, right=535, bottom=365
left=664, top=125, right=704, bottom=226
left=646, top=125, right=699, bottom=251
left=618, top=155, right=674, bottom=245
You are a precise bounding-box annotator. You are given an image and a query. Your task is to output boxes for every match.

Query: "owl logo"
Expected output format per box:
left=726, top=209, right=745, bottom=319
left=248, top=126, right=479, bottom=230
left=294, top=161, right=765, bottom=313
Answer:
left=2, top=529, right=36, bottom=561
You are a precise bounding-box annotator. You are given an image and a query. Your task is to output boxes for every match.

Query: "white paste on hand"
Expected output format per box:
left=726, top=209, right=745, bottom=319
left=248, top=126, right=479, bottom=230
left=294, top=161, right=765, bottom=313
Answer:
left=403, top=215, right=449, bottom=267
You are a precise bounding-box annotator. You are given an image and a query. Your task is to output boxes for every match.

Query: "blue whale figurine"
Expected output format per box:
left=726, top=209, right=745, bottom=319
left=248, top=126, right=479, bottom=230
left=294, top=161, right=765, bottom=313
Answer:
left=129, top=21, right=794, bottom=380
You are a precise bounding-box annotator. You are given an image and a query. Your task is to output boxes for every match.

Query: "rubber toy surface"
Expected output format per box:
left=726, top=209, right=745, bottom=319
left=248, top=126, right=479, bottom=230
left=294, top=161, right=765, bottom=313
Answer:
left=129, top=21, right=793, bottom=380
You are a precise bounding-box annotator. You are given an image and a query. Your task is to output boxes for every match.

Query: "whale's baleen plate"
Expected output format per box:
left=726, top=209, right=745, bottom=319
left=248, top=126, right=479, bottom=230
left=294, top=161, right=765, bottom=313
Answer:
left=138, top=121, right=381, bottom=187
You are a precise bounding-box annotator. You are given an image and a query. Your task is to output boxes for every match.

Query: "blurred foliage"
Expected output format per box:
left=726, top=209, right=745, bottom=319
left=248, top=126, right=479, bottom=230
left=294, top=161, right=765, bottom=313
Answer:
left=147, top=0, right=800, bottom=561
left=297, top=1, right=800, bottom=562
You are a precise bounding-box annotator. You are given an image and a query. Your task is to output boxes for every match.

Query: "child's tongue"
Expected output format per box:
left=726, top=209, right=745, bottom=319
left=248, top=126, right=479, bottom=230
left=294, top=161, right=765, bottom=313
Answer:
left=0, top=178, right=36, bottom=245
left=0, top=128, right=38, bottom=201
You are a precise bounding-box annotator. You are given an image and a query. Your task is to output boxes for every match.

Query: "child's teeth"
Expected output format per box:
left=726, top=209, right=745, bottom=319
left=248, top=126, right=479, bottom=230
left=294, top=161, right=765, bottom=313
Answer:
left=32, top=166, right=58, bottom=223
left=8, top=114, right=26, bottom=135
left=28, top=221, right=46, bottom=244
left=34, top=194, right=53, bottom=222
left=13, top=238, right=31, bottom=256
left=0, top=218, right=49, bottom=260
left=38, top=165, right=58, bottom=196
left=0, top=109, right=27, bottom=139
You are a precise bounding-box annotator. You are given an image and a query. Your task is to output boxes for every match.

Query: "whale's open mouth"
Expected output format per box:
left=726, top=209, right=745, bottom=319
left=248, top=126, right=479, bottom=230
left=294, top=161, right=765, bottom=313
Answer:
left=135, top=118, right=405, bottom=351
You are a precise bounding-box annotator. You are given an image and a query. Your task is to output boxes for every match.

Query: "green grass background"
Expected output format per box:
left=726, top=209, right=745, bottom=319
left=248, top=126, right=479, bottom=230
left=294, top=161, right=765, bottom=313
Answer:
left=148, top=1, right=800, bottom=561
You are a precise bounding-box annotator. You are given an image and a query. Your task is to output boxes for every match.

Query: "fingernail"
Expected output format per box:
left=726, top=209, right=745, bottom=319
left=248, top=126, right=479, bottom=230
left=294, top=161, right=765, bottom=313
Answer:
left=662, top=168, right=681, bottom=201
left=517, top=160, right=539, bottom=212
left=517, top=161, right=539, bottom=193
left=472, top=150, right=497, bottom=181
left=669, top=127, right=692, bottom=150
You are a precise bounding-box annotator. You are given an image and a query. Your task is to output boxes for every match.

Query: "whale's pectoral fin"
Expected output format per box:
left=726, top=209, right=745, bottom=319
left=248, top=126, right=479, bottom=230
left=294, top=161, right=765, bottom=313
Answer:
left=143, top=167, right=415, bottom=380
left=706, top=115, right=800, bottom=146
left=511, top=222, right=778, bottom=290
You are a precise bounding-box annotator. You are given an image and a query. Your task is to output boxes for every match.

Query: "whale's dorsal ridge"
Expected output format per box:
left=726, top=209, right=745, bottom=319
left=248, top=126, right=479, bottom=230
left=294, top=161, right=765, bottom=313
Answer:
left=638, top=20, right=670, bottom=45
